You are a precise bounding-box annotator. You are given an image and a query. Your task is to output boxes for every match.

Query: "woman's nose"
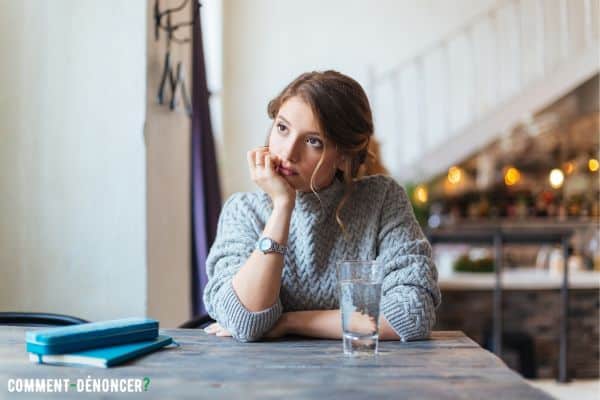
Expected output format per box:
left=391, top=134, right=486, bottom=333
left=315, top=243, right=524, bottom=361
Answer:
left=280, top=138, right=301, bottom=163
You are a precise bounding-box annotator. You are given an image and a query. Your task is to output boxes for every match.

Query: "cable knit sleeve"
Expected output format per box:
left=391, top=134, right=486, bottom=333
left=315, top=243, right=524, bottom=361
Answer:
left=202, top=193, right=283, bottom=342
left=376, top=179, right=441, bottom=341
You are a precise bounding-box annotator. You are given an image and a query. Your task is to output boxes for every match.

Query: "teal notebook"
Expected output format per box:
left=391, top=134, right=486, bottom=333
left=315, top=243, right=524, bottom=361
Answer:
left=26, top=318, right=159, bottom=355
left=28, top=335, right=174, bottom=368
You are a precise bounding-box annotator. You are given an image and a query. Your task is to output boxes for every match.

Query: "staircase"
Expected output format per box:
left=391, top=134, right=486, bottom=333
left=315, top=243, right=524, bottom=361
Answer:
left=368, top=0, right=599, bottom=183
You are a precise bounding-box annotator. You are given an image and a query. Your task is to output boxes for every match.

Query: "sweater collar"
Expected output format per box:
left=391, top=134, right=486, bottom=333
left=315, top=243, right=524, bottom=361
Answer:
left=295, top=178, right=345, bottom=214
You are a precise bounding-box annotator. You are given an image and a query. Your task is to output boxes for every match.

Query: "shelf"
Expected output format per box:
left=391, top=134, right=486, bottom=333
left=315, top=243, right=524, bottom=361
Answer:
left=439, top=268, right=600, bottom=290
left=430, top=218, right=598, bottom=230
left=427, top=225, right=573, bottom=245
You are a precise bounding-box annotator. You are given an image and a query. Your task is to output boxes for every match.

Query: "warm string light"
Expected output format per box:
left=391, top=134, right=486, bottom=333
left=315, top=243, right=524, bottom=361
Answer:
left=494, top=161, right=597, bottom=190
left=414, top=185, right=428, bottom=204
left=563, top=162, right=574, bottom=175
left=504, top=167, right=521, bottom=186
left=435, top=157, right=594, bottom=206
left=447, top=166, right=463, bottom=184
left=549, top=168, right=564, bottom=189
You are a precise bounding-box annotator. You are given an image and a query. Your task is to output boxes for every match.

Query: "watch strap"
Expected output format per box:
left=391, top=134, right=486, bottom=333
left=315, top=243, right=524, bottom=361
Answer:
left=257, top=236, right=287, bottom=255
left=271, top=241, right=286, bottom=255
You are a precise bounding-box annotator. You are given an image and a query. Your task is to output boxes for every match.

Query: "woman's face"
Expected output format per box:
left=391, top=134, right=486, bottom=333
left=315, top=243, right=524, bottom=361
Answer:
left=268, top=96, right=343, bottom=192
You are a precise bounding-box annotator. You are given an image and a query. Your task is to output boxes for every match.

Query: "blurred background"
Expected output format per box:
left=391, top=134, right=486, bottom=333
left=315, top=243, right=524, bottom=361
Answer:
left=0, top=0, right=598, bottom=396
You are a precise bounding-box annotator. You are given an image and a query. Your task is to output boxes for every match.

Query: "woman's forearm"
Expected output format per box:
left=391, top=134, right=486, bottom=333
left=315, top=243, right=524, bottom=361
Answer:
left=286, top=310, right=400, bottom=340
left=231, top=201, right=293, bottom=312
left=286, top=310, right=342, bottom=339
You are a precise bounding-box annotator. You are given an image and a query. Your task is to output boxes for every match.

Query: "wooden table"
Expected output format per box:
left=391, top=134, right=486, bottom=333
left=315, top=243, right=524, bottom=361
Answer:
left=0, top=327, right=552, bottom=399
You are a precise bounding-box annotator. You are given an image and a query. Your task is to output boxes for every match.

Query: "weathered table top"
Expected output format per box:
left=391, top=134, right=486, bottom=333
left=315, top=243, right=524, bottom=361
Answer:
left=0, top=327, right=551, bottom=399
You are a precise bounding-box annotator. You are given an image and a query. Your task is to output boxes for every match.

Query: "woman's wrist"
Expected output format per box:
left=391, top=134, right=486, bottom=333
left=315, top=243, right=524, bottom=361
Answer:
left=281, top=310, right=342, bottom=339
left=281, top=311, right=298, bottom=335
left=272, top=197, right=295, bottom=213
left=262, top=197, right=293, bottom=247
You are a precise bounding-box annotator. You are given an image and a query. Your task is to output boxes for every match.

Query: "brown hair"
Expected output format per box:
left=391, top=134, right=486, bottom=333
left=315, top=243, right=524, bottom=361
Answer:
left=267, top=70, right=387, bottom=234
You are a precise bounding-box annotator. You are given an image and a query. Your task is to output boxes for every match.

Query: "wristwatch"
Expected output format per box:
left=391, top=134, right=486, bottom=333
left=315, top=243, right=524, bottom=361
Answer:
left=256, top=236, right=287, bottom=256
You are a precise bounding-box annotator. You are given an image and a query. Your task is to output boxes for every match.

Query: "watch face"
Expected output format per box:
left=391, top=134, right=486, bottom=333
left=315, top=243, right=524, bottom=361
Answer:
left=259, top=238, right=272, bottom=252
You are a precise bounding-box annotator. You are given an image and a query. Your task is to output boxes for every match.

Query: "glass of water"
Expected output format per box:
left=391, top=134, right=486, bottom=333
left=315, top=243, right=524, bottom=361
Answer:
left=337, top=260, right=384, bottom=355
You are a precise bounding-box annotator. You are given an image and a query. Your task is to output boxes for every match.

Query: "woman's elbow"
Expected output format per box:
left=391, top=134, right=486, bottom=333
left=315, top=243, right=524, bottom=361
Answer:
left=381, top=307, right=435, bottom=342
left=402, top=314, right=435, bottom=342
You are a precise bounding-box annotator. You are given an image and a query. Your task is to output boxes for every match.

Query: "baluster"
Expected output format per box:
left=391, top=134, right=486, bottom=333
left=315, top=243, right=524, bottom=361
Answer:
left=559, top=0, right=569, bottom=60
left=537, top=0, right=546, bottom=77
left=467, top=27, right=478, bottom=121
left=442, top=42, right=452, bottom=137
left=515, top=0, right=523, bottom=91
left=583, top=0, right=593, bottom=47
left=416, top=57, right=427, bottom=153
left=490, top=9, right=500, bottom=107
left=366, top=65, right=376, bottom=114
left=392, top=72, right=403, bottom=162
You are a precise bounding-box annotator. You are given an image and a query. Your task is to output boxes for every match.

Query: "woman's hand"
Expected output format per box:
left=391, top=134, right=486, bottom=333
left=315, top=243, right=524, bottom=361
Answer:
left=203, top=322, right=232, bottom=337
left=247, top=147, right=295, bottom=209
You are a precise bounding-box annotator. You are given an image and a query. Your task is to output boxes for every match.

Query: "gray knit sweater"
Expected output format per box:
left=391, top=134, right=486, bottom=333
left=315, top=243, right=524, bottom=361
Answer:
left=203, top=175, right=441, bottom=342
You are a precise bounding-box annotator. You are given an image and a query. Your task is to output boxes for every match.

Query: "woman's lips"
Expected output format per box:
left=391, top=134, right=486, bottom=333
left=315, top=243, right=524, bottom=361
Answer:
left=277, top=166, right=298, bottom=176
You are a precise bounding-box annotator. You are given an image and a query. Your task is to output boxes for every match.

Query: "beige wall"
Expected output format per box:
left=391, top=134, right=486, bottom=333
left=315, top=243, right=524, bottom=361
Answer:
left=145, top=0, right=194, bottom=327
left=0, top=0, right=147, bottom=321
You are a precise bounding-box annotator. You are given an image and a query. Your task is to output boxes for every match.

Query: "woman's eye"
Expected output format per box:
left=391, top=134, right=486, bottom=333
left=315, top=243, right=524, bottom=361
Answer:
left=276, top=123, right=287, bottom=133
left=306, top=137, right=323, bottom=148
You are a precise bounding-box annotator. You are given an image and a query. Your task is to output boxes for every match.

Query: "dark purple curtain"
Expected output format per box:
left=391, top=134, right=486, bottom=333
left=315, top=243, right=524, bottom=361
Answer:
left=191, top=0, right=222, bottom=317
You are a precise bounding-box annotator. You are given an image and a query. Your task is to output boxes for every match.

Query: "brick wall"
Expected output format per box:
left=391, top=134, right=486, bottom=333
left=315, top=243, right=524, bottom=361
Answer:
left=435, top=289, right=599, bottom=378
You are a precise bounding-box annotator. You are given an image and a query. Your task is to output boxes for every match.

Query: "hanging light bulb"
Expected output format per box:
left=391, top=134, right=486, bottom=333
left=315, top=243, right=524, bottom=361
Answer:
left=549, top=168, right=564, bottom=189
left=504, top=167, right=521, bottom=186
left=414, top=185, right=428, bottom=204
left=589, top=158, right=599, bottom=172
left=447, top=166, right=463, bottom=185
left=563, top=162, right=574, bottom=175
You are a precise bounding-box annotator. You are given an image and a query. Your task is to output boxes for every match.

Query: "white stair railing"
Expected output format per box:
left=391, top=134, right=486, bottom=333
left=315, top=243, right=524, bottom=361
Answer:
left=369, top=0, right=599, bottom=183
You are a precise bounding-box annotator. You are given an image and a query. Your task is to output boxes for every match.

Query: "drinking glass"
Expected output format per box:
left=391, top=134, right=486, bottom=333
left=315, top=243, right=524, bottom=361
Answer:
left=337, top=260, right=384, bottom=355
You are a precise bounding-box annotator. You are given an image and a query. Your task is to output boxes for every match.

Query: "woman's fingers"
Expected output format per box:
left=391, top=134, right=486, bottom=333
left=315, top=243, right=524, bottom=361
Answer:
left=216, top=329, right=232, bottom=337
left=203, top=322, right=220, bottom=334
left=247, top=147, right=267, bottom=181
left=248, top=147, right=270, bottom=171
left=255, top=149, right=263, bottom=166
left=246, top=150, right=255, bottom=172
left=203, top=323, right=232, bottom=337
left=264, top=153, right=274, bottom=175
left=246, top=146, right=294, bottom=204
left=248, top=147, right=276, bottom=175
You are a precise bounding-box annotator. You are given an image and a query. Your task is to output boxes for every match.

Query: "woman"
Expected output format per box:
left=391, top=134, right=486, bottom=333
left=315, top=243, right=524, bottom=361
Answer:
left=203, top=70, right=440, bottom=342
